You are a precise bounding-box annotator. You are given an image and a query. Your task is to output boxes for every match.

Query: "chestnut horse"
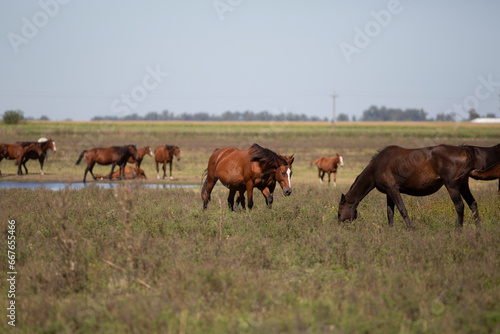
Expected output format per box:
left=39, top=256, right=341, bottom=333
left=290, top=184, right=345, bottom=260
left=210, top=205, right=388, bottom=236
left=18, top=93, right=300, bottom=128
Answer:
left=310, top=154, right=344, bottom=186
left=127, top=146, right=153, bottom=169
left=338, top=145, right=478, bottom=229
left=201, top=143, right=294, bottom=210
left=95, top=166, right=147, bottom=180
left=0, top=139, right=56, bottom=175
left=75, top=145, right=139, bottom=183
left=154, top=145, right=180, bottom=179
left=466, top=143, right=500, bottom=192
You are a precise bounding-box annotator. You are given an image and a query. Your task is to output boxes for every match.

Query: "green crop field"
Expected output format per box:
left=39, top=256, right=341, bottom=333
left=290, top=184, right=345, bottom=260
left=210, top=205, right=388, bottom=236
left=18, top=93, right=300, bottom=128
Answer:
left=1, top=121, right=499, bottom=333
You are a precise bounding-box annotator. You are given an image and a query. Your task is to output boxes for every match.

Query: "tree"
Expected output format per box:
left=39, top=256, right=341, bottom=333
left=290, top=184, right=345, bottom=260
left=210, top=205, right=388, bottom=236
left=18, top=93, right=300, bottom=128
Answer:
left=337, top=113, right=349, bottom=122
left=468, top=108, right=480, bottom=121
left=3, top=109, right=24, bottom=124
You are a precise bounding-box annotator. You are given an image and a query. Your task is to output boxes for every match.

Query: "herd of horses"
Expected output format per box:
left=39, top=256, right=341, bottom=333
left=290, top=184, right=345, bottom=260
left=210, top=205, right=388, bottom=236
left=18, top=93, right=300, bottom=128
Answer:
left=1, top=137, right=499, bottom=228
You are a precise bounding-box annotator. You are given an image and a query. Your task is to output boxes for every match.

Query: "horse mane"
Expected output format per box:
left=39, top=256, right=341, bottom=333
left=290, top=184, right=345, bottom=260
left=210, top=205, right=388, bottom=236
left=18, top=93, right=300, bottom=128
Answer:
left=249, top=143, right=287, bottom=169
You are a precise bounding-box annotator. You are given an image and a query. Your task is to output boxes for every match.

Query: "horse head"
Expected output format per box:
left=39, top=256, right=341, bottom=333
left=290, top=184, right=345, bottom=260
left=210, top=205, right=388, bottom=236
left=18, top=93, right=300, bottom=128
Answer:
left=173, top=146, right=181, bottom=161
left=147, top=146, right=153, bottom=157
left=275, top=154, right=294, bottom=196
left=338, top=193, right=357, bottom=222
left=337, top=154, right=344, bottom=167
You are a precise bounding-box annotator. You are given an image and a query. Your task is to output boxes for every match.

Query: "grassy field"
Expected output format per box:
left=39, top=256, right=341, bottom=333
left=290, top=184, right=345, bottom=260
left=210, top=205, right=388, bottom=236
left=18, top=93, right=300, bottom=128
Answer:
left=1, top=121, right=499, bottom=333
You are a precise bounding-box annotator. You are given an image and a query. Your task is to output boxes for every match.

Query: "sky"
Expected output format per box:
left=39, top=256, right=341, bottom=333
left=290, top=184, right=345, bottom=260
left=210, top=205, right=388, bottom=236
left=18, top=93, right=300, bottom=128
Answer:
left=1, top=0, right=500, bottom=121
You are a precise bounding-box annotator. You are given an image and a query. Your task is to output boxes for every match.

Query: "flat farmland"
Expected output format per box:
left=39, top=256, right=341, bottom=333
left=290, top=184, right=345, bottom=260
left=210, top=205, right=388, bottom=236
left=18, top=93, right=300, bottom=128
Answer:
left=0, top=121, right=499, bottom=333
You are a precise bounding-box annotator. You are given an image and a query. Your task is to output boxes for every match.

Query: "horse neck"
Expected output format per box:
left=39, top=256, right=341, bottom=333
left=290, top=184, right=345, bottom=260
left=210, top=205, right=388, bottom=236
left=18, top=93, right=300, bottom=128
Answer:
left=344, top=163, right=375, bottom=206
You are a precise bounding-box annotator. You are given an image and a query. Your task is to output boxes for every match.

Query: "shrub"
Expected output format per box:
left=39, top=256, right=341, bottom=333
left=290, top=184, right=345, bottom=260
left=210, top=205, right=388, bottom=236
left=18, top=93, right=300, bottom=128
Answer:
left=3, top=109, right=24, bottom=124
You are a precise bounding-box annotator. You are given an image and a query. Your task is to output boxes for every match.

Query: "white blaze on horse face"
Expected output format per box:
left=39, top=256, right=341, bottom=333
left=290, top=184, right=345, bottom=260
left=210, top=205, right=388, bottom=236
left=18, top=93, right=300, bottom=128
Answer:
left=286, top=168, right=292, bottom=188
left=339, top=156, right=344, bottom=167
left=52, top=141, right=57, bottom=152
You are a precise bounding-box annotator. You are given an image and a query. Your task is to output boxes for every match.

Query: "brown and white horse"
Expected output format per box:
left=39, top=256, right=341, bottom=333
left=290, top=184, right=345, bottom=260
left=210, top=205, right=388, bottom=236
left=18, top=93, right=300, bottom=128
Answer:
left=202, top=143, right=294, bottom=210
left=127, top=146, right=153, bottom=169
left=310, top=154, right=344, bottom=186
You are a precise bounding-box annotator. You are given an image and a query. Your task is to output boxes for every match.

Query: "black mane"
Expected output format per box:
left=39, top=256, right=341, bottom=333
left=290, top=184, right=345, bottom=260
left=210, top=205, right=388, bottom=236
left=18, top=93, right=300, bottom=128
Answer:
left=250, top=143, right=287, bottom=169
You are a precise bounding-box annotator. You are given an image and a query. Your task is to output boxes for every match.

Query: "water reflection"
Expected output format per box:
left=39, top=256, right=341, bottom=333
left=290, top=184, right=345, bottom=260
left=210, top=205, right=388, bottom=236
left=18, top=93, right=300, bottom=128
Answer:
left=0, top=181, right=198, bottom=191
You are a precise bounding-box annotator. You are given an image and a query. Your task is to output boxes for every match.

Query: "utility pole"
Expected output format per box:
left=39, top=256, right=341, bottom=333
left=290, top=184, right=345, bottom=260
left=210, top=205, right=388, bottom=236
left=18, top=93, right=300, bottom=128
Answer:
left=331, top=91, right=338, bottom=129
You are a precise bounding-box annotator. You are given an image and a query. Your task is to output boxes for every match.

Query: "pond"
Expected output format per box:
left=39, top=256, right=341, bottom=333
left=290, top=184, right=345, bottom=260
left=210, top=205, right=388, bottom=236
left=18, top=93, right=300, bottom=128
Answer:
left=0, top=181, right=198, bottom=191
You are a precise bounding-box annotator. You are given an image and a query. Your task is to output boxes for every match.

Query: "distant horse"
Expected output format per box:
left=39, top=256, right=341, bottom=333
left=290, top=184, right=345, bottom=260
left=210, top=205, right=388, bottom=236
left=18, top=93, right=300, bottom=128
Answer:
left=95, top=166, right=147, bottom=180
left=75, top=145, right=139, bottom=183
left=310, top=154, right=344, bottom=186
left=18, top=139, right=57, bottom=175
left=338, top=145, right=478, bottom=228
left=154, top=145, right=180, bottom=179
left=0, top=139, right=56, bottom=175
left=466, top=144, right=500, bottom=192
left=128, top=146, right=153, bottom=169
left=201, top=143, right=294, bottom=210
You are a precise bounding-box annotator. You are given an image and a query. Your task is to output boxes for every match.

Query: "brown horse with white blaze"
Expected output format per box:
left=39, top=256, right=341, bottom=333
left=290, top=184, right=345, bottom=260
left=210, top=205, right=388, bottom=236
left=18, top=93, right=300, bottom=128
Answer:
left=201, top=143, right=294, bottom=210
left=127, top=146, right=153, bottom=169
left=75, top=145, right=140, bottom=183
left=338, top=145, right=478, bottom=229
left=311, top=154, right=344, bottom=186
left=154, top=145, right=180, bottom=179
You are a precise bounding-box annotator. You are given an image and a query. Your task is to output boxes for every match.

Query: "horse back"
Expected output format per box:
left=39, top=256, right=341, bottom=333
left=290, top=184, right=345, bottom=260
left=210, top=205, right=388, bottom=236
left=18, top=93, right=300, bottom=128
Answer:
left=209, top=147, right=255, bottom=187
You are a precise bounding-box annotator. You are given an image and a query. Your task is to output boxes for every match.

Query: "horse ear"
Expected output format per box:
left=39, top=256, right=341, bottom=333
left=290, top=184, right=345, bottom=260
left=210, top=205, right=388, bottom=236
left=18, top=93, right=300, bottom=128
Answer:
left=340, top=193, right=346, bottom=203
left=288, top=154, right=294, bottom=165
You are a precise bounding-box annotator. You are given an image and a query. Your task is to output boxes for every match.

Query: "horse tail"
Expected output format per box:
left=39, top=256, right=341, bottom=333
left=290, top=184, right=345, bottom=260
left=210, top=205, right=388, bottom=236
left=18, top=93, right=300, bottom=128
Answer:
left=310, top=158, right=319, bottom=166
left=201, top=168, right=209, bottom=200
left=75, top=150, right=87, bottom=165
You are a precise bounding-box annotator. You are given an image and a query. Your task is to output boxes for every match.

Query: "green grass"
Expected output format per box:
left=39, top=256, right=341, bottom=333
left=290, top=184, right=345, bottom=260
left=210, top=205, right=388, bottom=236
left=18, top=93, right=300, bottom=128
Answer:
left=1, top=121, right=499, bottom=332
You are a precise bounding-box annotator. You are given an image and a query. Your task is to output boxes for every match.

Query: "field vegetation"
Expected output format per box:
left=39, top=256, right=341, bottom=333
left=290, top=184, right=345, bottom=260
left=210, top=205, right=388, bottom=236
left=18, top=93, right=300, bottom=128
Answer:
left=0, top=121, right=499, bottom=333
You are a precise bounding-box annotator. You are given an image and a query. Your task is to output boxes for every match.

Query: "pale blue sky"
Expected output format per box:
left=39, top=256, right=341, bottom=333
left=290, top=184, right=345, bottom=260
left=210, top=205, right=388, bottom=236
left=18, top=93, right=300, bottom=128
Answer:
left=1, top=0, right=500, bottom=121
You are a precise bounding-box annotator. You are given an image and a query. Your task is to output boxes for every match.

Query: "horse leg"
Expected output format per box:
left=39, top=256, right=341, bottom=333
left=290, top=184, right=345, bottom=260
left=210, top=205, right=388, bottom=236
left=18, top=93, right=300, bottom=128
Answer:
left=109, top=163, right=117, bottom=180
left=162, top=162, right=167, bottom=179
left=236, top=191, right=246, bottom=210
left=202, top=175, right=218, bottom=209
left=459, top=179, right=480, bottom=227
left=17, top=157, right=24, bottom=175
left=386, top=195, right=395, bottom=227
left=444, top=184, right=465, bottom=228
left=319, top=170, right=324, bottom=184
left=333, top=171, right=337, bottom=187
left=83, top=162, right=95, bottom=183
left=318, top=169, right=323, bottom=184
left=246, top=183, right=255, bottom=210
left=327, top=172, right=331, bottom=186
left=386, top=188, right=414, bottom=229
left=169, top=161, right=173, bottom=180
left=261, top=188, right=274, bottom=209
left=156, top=161, right=160, bottom=179
left=39, top=157, right=44, bottom=175
left=227, top=189, right=236, bottom=211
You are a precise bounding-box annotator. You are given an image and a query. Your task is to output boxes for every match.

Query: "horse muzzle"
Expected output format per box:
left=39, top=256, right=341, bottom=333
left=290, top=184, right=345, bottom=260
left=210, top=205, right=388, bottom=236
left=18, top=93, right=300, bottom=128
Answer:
left=282, top=188, right=292, bottom=196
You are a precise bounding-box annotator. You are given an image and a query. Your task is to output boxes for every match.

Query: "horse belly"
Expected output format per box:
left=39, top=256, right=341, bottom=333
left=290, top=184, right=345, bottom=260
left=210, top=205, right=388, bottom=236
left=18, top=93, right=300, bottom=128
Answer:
left=216, top=161, right=247, bottom=190
left=399, top=176, right=443, bottom=196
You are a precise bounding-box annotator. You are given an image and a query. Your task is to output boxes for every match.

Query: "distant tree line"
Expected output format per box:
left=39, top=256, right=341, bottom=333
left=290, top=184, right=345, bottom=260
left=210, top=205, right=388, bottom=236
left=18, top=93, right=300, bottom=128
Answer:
left=359, top=105, right=428, bottom=121
left=92, top=110, right=328, bottom=122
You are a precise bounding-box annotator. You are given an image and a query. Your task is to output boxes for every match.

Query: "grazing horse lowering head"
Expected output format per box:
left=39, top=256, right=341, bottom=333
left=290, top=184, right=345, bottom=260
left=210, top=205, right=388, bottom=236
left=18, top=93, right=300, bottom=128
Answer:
left=338, top=194, right=357, bottom=222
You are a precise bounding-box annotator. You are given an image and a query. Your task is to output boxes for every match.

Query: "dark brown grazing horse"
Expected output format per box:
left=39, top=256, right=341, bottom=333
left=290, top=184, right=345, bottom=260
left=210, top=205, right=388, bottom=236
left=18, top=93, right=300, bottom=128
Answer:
left=465, top=144, right=500, bottom=192
left=338, top=145, right=478, bottom=229
left=75, top=145, right=139, bottom=183
left=310, top=154, right=344, bottom=186
left=201, top=143, right=294, bottom=210
left=154, top=145, right=180, bottom=180
left=0, top=139, right=56, bottom=175
left=127, top=146, right=153, bottom=169
left=95, top=166, right=147, bottom=180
